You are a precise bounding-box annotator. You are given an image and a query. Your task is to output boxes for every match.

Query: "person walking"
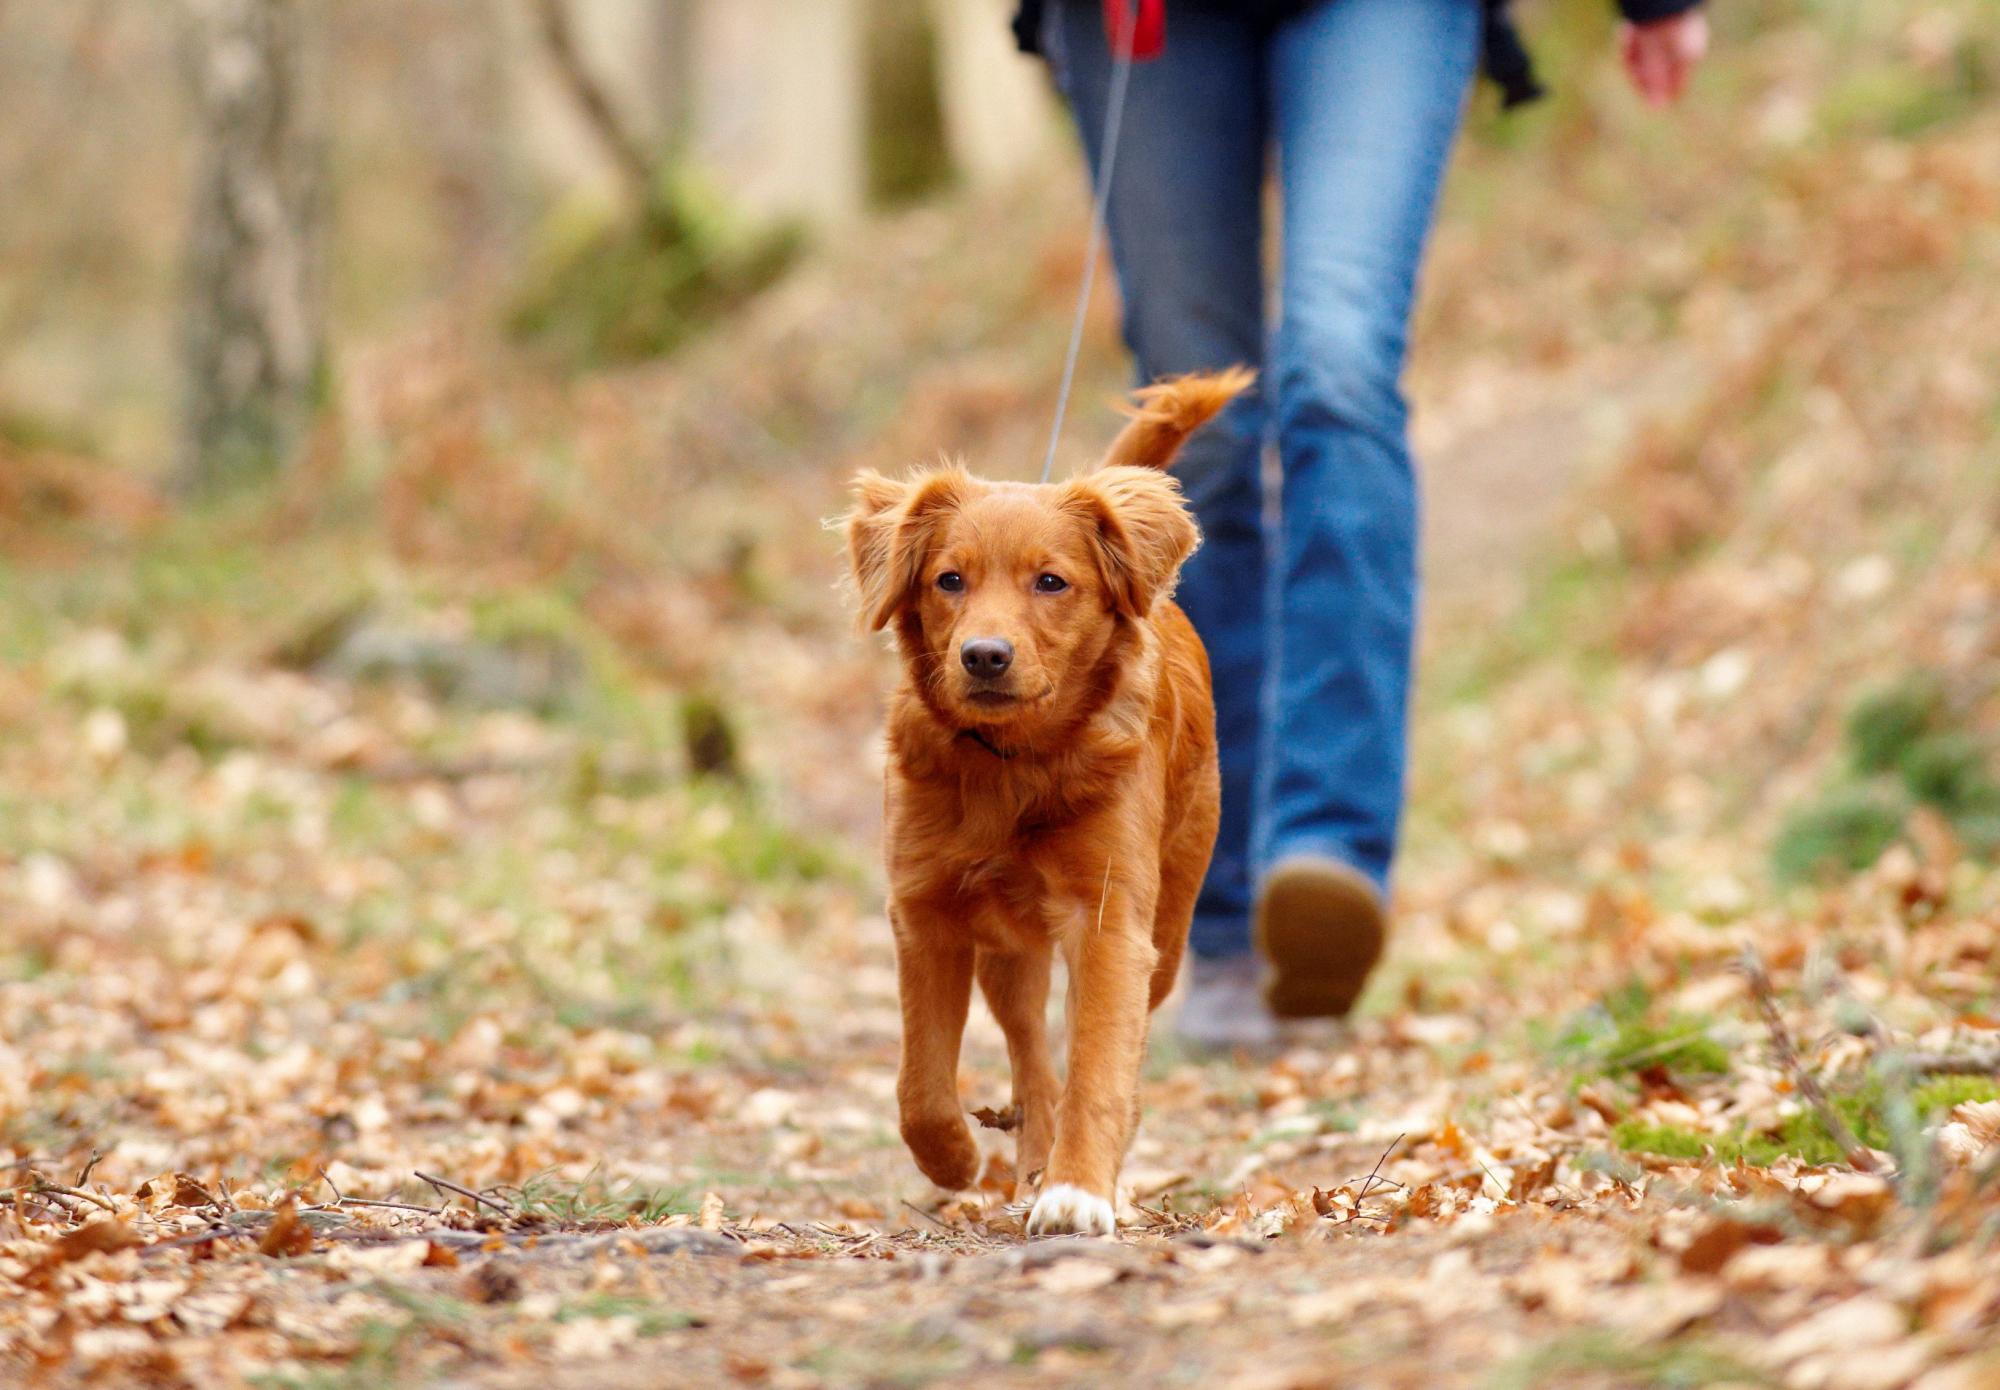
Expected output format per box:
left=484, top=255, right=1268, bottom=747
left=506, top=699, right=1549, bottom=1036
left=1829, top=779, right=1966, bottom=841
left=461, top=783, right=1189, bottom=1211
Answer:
left=1017, top=0, right=1709, bottom=1047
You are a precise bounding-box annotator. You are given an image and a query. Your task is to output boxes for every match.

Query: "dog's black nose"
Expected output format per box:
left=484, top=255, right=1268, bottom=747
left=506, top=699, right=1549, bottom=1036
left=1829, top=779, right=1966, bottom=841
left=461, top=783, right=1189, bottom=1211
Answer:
left=960, top=638, right=1014, bottom=678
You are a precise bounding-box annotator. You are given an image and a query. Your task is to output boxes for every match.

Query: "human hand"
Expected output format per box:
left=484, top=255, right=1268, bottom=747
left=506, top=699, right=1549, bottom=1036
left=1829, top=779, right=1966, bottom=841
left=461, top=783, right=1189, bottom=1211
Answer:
left=1621, top=9, right=1709, bottom=107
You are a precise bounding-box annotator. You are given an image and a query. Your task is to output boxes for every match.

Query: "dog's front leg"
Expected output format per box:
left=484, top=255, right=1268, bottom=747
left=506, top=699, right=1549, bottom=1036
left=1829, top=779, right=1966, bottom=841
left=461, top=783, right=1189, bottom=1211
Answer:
left=975, top=944, right=1058, bottom=1187
left=892, top=906, right=979, bottom=1191
left=1028, top=883, right=1156, bottom=1237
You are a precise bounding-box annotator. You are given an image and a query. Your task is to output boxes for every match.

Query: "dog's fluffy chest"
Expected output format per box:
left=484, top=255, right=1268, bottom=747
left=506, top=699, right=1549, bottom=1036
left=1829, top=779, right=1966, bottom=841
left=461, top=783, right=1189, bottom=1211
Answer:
left=885, top=762, right=1123, bottom=949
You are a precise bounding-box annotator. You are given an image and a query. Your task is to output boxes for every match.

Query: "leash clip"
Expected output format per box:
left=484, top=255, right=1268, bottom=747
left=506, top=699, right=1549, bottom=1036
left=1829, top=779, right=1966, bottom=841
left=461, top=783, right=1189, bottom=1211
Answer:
left=1102, top=0, right=1164, bottom=60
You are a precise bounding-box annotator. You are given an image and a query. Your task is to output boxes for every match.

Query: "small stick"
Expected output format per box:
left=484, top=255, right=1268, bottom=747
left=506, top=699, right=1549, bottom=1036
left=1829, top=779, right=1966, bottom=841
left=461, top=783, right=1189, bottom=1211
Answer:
left=415, top=1171, right=511, bottom=1216
left=29, top=1182, right=118, bottom=1214
left=1896, top=1048, right=2000, bottom=1078
left=333, top=1197, right=446, bottom=1216
left=74, top=1151, right=103, bottom=1188
left=1355, top=1134, right=1405, bottom=1202
left=141, top=1223, right=248, bottom=1254
left=304, top=1168, right=444, bottom=1216
left=1740, top=948, right=1881, bottom=1173
left=315, top=1166, right=342, bottom=1206
left=901, top=1200, right=956, bottom=1234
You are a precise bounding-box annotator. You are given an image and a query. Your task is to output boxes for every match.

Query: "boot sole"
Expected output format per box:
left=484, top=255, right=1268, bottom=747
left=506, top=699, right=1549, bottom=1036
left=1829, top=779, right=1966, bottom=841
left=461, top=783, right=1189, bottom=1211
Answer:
left=1255, top=856, right=1385, bottom=1019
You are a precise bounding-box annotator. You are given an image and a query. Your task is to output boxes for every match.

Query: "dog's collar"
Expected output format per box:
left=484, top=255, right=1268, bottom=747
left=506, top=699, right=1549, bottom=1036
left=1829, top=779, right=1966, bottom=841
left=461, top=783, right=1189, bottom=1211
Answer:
left=956, top=727, right=1016, bottom=761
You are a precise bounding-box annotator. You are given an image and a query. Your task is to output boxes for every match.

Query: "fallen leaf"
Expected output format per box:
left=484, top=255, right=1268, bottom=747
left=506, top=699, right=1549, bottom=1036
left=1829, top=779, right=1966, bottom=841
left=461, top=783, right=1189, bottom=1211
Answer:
left=256, top=1199, right=315, bottom=1258
left=170, top=1174, right=216, bottom=1209
left=46, top=1218, right=144, bottom=1265
left=971, top=1104, right=1020, bottom=1132
left=1679, top=1217, right=1783, bottom=1275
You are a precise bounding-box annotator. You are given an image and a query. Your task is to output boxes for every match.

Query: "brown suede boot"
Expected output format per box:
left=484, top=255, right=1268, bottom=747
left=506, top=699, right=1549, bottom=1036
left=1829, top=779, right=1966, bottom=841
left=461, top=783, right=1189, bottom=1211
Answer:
left=1254, top=854, right=1386, bottom=1019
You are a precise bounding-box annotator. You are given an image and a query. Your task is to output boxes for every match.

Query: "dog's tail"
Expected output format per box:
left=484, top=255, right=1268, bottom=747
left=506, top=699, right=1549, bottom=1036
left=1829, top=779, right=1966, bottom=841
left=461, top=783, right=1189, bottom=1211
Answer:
left=1099, top=366, right=1257, bottom=473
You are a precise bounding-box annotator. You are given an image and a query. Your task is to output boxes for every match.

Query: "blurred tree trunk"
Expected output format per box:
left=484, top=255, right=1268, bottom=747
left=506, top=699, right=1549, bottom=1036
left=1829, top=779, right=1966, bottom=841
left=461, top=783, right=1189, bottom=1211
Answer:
left=175, top=0, right=327, bottom=496
left=411, top=0, right=511, bottom=280
left=864, top=0, right=951, bottom=206
left=530, top=0, right=654, bottom=210
left=654, top=0, right=698, bottom=161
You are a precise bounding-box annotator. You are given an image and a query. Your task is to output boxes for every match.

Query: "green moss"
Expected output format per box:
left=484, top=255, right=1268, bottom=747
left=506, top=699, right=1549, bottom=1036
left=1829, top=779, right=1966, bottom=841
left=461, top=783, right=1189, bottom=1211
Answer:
left=1613, top=1078, right=1997, bottom=1169
left=1610, top=1121, right=1716, bottom=1162
left=1900, top=732, right=2000, bottom=817
left=1819, top=37, right=1995, bottom=141
left=1771, top=785, right=1906, bottom=885
left=1910, top=1075, right=2000, bottom=1113
left=509, top=177, right=801, bottom=367
left=1600, top=1017, right=1732, bottom=1076
left=1551, top=996, right=1731, bottom=1080
left=1493, top=1328, right=1771, bottom=1390
left=1613, top=1117, right=1830, bottom=1168
left=553, top=1294, right=700, bottom=1336
left=1846, top=676, right=1946, bottom=775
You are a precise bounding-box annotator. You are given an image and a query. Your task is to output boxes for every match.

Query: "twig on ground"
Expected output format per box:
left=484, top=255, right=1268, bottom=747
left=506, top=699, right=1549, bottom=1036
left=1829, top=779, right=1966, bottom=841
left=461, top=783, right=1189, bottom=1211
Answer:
left=73, top=1151, right=103, bottom=1188
left=1740, top=947, right=1882, bottom=1173
left=303, top=1169, right=440, bottom=1216
left=1356, top=1134, right=1406, bottom=1203
left=336, top=1197, right=448, bottom=1216
left=901, top=1200, right=956, bottom=1235
left=23, top=1181, right=118, bottom=1214
left=416, top=1171, right=513, bottom=1216
left=1897, top=1048, right=2000, bottom=1078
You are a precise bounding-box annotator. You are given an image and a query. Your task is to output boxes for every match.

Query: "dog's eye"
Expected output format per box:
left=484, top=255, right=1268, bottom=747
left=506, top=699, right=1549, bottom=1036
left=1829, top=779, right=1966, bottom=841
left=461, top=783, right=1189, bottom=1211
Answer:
left=1034, top=573, right=1069, bottom=594
left=936, top=571, right=964, bottom=593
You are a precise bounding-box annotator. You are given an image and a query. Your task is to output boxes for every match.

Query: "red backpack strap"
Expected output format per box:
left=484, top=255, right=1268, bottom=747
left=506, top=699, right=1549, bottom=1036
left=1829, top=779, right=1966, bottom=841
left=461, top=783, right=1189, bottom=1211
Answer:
left=1102, top=0, right=1165, bottom=59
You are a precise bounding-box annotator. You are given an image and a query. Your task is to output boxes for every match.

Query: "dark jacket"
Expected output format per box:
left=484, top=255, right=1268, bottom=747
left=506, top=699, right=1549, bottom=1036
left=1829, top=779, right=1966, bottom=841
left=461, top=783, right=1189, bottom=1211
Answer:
left=1012, top=0, right=1705, bottom=109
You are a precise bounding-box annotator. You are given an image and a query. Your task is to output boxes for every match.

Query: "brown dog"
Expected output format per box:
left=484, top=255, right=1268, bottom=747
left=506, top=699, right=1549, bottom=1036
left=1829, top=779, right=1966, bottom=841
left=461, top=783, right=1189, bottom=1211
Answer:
left=843, top=369, right=1251, bottom=1235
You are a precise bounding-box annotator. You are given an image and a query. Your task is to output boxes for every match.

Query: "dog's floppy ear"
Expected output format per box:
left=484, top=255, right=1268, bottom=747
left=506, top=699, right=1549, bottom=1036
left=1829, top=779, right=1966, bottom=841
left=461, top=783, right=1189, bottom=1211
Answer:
left=1100, top=366, right=1256, bottom=473
left=1063, top=465, right=1200, bottom=619
left=843, top=466, right=967, bottom=631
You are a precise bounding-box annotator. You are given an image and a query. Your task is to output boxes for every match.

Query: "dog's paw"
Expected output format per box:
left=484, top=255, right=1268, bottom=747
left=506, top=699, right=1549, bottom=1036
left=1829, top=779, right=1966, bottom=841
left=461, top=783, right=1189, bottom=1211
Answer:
left=1026, top=1183, right=1117, bottom=1237
left=902, top=1115, right=980, bottom=1191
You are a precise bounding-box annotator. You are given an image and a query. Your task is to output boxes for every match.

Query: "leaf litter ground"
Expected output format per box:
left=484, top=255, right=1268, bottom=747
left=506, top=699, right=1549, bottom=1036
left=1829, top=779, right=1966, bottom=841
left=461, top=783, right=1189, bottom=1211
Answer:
left=4, top=14, right=2000, bottom=1388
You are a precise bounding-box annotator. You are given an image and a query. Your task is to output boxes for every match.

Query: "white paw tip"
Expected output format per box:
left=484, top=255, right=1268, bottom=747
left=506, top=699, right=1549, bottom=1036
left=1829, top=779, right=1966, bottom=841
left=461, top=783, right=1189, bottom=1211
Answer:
left=1027, top=1183, right=1117, bottom=1237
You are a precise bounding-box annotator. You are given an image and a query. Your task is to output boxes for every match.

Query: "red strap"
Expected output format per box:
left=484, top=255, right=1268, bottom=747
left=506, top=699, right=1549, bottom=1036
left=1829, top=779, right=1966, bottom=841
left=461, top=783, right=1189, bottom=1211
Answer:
left=1102, top=0, right=1165, bottom=60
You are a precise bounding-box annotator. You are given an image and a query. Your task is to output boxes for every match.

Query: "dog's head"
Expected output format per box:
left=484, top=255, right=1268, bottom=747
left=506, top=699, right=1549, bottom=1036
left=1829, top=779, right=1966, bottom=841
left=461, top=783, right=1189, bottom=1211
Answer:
left=843, top=369, right=1251, bottom=732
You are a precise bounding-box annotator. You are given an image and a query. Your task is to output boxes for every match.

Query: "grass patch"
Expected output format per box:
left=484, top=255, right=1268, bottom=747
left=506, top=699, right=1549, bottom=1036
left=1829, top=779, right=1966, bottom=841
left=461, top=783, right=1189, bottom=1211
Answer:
left=1548, top=990, right=1731, bottom=1081
left=251, top=1286, right=472, bottom=1390
left=1899, top=732, right=2000, bottom=819
left=1613, top=1076, right=1999, bottom=1167
left=552, top=1293, right=701, bottom=1336
left=1910, top=1075, right=2000, bottom=1114
left=1819, top=37, right=1995, bottom=141
left=1771, top=785, right=1907, bottom=885
left=1775, top=671, right=1999, bottom=883
left=512, top=1170, right=697, bottom=1225
left=1598, top=1017, right=1732, bottom=1076
left=1847, top=676, right=1946, bottom=775
left=1491, top=1328, right=1770, bottom=1390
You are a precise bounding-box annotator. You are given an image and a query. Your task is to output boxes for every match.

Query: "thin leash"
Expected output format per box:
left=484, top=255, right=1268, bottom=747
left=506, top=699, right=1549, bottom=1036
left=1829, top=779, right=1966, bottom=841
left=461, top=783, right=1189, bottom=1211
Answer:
left=1039, top=4, right=1142, bottom=485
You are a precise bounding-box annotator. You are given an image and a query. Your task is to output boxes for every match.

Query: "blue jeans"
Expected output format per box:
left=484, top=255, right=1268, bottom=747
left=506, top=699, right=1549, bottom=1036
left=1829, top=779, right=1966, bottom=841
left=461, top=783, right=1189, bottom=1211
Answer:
left=1045, top=0, right=1480, bottom=958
